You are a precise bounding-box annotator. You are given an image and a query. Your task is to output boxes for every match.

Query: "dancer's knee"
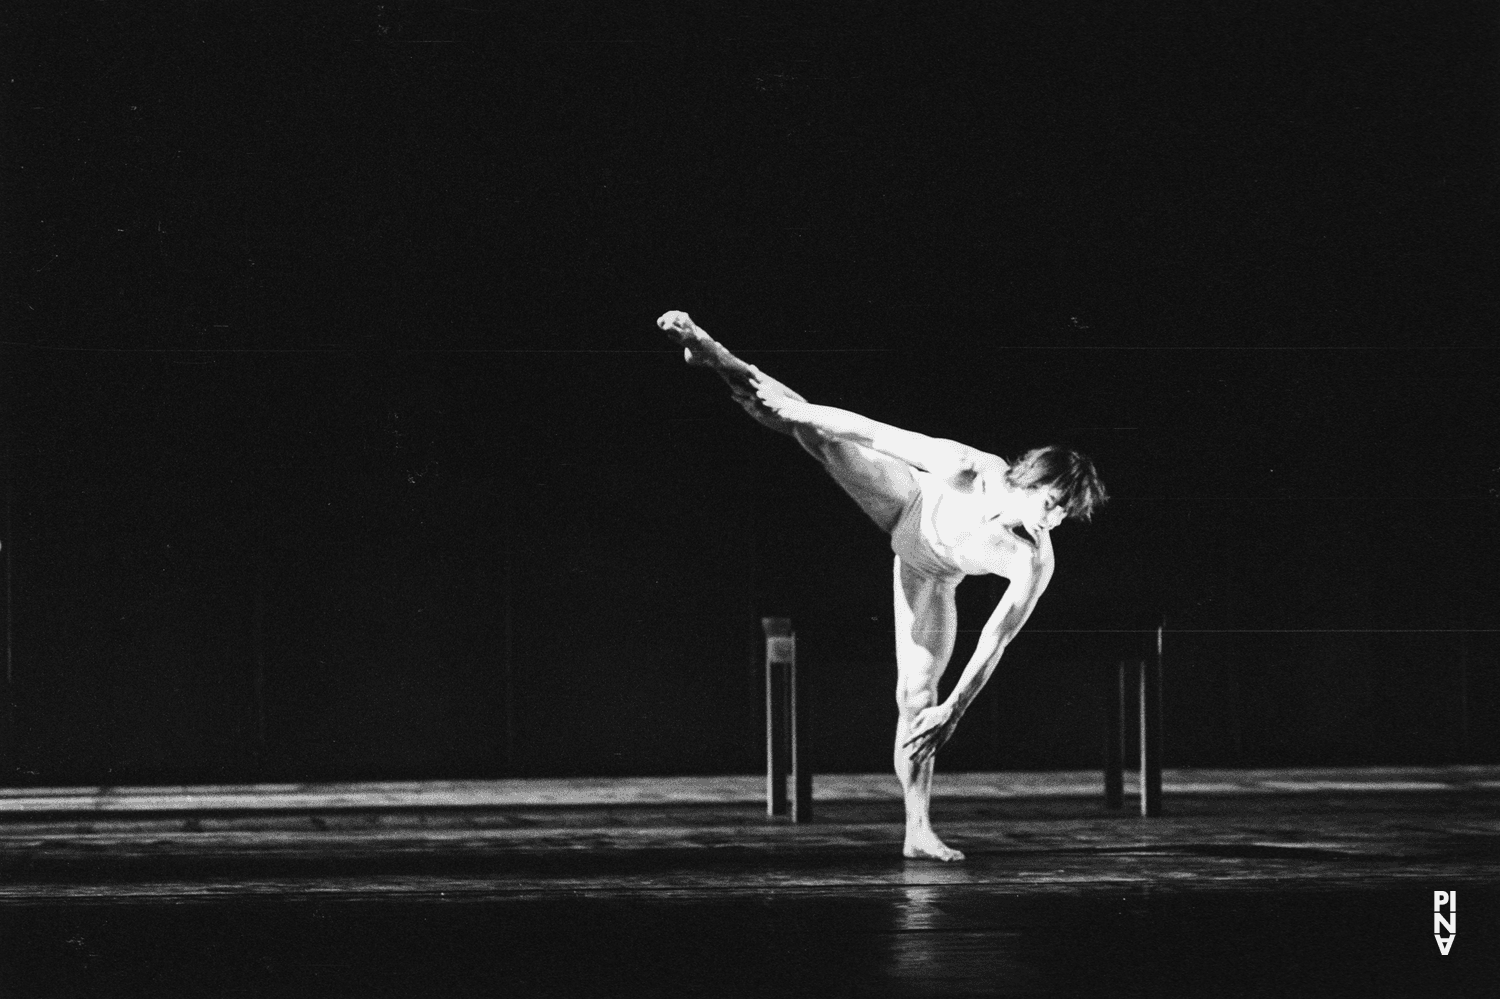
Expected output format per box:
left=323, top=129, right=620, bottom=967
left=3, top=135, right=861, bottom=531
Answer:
left=896, top=680, right=938, bottom=718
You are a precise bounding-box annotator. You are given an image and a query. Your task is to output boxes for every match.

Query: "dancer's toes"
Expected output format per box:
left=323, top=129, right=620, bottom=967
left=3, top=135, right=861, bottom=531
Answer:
left=656, top=310, right=696, bottom=336
left=656, top=310, right=781, bottom=408
left=657, top=311, right=712, bottom=366
left=903, top=829, right=965, bottom=862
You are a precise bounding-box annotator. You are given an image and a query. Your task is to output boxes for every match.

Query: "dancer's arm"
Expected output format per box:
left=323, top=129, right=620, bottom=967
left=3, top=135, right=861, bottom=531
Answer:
left=903, top=557, right=1054, bottom=763
left=951, top=560, right=1053, bottom=713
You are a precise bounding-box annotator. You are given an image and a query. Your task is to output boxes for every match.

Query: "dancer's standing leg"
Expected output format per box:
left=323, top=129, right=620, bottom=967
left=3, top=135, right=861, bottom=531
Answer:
left=892, top=561, right=963, bottom=860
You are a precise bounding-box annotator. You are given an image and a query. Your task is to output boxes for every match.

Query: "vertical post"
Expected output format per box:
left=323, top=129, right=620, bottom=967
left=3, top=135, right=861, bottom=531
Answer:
left=1139, top=618, right=1164, bottom=817
left=2, top=463, right=13, bottom=784
left=250, top=497, right=267, bottom=773
left=1103, top=660, right=1125, bottom=810
left=252, top=561, right=266, bottom=765
left=763, top=617, right=793, bottom=817
left=503, top=479, right=516, bottom=776
left=1457, top=603, right=1469, bottom=759
left=789, top=632, right=812, bottom=823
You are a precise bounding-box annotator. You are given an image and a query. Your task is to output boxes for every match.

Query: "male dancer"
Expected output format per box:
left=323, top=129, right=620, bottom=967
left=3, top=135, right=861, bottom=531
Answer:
left=659, top=311, right=1106, bottom=860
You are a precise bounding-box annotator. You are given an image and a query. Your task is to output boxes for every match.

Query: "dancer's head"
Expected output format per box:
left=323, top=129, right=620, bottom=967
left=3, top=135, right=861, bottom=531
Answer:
left=1005, top=446, right=1108, bottom=523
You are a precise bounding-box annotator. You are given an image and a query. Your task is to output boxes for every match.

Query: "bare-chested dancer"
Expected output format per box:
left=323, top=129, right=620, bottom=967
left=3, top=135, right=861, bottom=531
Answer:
left=658, top=311, right=1107, bottom=861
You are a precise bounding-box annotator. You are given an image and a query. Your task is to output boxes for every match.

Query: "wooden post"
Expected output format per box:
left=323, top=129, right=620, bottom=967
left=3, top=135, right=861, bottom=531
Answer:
left=250, top=496, right=267, bottom=774
left=763, top=617, right=792, bottom=817
left=1139, top=618, right=1164, bottom=817
left=789, top=631, right=812, bottom=823
left=1103, top=660, right=1126, bottom=810
left=2, top=469, right=12, bottom=783
left=502, top=481, right=516, bottom=776
left=1458, top=604, right=1470, bottom=758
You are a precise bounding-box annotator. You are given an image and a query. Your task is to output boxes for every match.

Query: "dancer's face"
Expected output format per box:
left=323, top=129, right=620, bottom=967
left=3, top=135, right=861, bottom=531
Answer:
left=1017, top=486, right=1067, bottom=536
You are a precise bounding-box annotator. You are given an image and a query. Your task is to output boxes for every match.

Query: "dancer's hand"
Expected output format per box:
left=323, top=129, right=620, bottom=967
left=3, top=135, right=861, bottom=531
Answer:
left=904, top=704, right=960, bottom=766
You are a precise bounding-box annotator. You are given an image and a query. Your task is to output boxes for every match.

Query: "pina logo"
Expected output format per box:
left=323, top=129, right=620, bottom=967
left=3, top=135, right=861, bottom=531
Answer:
left=1433, top=891, right=1457, bottom=955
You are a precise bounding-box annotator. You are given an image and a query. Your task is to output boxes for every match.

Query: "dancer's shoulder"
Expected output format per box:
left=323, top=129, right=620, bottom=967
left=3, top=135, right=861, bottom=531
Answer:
left=935, top=445, right=1005, bottom=487
left=974, top=452, right=1009, bottom=476
left=1008, top=542, right=1055, bottom=591
left=984, top=522, right=1054, bottom=579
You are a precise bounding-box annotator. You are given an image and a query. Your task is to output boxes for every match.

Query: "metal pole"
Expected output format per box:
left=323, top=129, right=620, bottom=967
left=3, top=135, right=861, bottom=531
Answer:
left=789, top=635, right=812, bottom=823
left=1458, top=603, right=1469, bottom=759
left=1103, top=660, right=1125, bottom=810
left=763, top=617, right=792, bottom=817
left=503, top=480, right=516, bottom=776
left=1139, top=619, right=1164, bottom=817
left=3, top=463, right=13, bottom=783
left=253, top=552, right=266, bottom=767
left=250, top=490, right=267, bottom=773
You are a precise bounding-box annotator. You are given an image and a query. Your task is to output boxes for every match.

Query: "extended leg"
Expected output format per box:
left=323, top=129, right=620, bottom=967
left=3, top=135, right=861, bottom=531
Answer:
left=659, top=310, right=915, bottom=530
left=658, top=311, right=805, bottom=429
left=892, top=558, right=963, bottom=861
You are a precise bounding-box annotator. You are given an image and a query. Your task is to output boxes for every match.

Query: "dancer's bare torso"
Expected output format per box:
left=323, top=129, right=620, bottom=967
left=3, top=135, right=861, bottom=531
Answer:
left=914, top=454, right=1056, bottom=583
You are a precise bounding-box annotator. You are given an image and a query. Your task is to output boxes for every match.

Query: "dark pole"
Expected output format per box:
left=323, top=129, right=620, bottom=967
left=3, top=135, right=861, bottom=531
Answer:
left=1457, top=603, right=1469, bottom=760
left=250, top=484, right=267, bottom=774
left=503, top=478, right=516, bottom=776
left=747, top=463, right=761, bottom=773
left=1139, top=617, right=1164, bottom=817
left=1103, top=660, right=1125, bottom=810
left=990, top=576, right=1004, bottom=766
left=3, top=462, right=13, bottom=784
left=763, top=617, right=792, bottom=817
left=790, top=636, right=812, bottom=823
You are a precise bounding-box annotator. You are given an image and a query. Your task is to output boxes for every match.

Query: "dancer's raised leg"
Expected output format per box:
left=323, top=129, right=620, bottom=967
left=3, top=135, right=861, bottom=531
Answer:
left=893, top=559, right=964, bottom=861
left=659, top=310, right=915, bottom=530
left=658, top=311, right=805, bottom=429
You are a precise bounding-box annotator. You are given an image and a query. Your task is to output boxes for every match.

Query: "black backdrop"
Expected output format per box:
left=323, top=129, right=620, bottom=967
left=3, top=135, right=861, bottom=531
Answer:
left=4, top=2, right=1498, bottom=784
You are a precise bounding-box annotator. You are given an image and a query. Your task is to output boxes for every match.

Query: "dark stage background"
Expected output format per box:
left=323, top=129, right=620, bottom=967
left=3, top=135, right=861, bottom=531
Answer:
left=3, top=2, right=1498, bottom=785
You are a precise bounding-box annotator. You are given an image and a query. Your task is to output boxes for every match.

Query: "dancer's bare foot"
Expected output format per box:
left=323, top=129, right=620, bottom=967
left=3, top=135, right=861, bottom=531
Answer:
left=657, top=310, right=807, bottom=432
left=658, top=311, right=728, bottom=369
left=903, top=826, right=965, bottom=862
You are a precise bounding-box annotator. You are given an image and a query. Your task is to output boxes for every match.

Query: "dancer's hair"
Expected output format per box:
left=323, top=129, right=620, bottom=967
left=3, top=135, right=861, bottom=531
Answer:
left=1004, top=446, right=1109, bottom=522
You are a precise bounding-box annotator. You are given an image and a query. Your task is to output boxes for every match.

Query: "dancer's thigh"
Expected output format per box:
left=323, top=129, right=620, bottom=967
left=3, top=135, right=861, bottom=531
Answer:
left=892, top=559, right=958, bottom=708
left=801, top=432, right=916, bottom=532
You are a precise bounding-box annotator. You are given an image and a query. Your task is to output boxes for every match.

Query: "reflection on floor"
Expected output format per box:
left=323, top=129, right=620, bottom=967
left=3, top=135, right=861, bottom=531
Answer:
left=2, top=769, right=1497, bottom=996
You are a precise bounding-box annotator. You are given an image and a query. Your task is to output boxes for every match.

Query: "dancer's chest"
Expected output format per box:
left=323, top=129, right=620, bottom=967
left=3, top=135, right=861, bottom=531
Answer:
left=928, top=481, right=1036, bottom=576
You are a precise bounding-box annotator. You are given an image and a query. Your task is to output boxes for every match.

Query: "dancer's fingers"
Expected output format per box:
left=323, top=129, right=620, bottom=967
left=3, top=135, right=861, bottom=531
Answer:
left=902, top=726, right=936, bottom=750
left=911, top=726, right=949, bottom=763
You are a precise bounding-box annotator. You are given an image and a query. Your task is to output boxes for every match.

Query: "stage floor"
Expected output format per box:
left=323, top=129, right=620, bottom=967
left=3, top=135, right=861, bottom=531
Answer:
left=2, top=769, right=1497, bottom=996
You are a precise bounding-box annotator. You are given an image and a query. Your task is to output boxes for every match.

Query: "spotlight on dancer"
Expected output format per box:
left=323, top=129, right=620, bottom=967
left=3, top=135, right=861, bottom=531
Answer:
left=657, top=311, right=1107, bottom=861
